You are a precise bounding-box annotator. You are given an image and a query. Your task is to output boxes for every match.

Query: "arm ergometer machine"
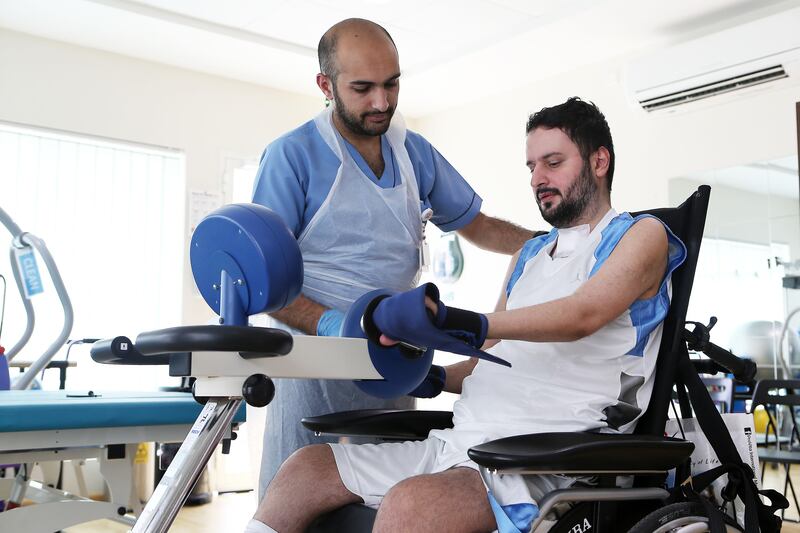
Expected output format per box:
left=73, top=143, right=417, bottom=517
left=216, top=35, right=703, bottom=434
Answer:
left=89, top=204, right=449, bottom=533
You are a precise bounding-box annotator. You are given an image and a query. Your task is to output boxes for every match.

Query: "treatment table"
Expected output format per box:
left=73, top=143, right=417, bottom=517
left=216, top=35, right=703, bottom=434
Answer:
left=0, top=389, right=244, bottom=532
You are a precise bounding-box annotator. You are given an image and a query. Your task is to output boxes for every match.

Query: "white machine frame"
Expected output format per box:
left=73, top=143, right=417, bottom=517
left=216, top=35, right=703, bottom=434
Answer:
left=132, top=335, right=380, bottom=533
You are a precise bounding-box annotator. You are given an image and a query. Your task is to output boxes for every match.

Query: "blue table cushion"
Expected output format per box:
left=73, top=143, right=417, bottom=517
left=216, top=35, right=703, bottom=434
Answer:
left=0, top=390, right=246, bottom=432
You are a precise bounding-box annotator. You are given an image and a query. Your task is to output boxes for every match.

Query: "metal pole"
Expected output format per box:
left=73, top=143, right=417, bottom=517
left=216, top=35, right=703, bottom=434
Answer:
left=132, top=398, right=241, bottom=533
left=0, top=206, right=33, bottom=361
left=12, top=234, right=74, bottom=388
left=1, top=205, right=73, bottom=370
left=5, top=246, right=34, bottom=361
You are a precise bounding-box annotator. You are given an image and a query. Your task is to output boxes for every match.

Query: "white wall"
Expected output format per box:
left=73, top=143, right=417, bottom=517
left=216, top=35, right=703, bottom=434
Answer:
left=411, top=55, right=800, bottom=312
left=0, top=29, right=322, bottom=326
left=1, top=28, right=798, bottom=332
left=414, top=58, right=799, bottom=225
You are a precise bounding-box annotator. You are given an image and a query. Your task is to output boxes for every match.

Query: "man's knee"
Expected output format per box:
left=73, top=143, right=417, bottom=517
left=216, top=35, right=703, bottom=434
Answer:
left=376, top=469, right=495, bottom=533
left=286, top=444, right=333, bottom=467
left=256, top=444, right=354, bottom=527
left=379, top=475, right=432, bottom=518
left=275, top=444, right=335, bottom=482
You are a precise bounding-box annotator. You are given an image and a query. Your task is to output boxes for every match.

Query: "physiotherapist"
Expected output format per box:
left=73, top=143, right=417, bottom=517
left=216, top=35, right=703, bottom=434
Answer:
left=251, top=17, right=536, bottom=497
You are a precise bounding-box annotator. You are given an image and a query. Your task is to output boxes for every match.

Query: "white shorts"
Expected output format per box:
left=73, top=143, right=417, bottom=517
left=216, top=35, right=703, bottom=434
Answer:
left=329, top=435, right=578, bottom=511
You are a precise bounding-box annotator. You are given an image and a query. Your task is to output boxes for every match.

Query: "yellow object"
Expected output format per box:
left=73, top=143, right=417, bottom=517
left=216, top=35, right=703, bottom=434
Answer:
left=752, top=406, right=768, bottom=434
left=134, top=442, right=149, bottom=465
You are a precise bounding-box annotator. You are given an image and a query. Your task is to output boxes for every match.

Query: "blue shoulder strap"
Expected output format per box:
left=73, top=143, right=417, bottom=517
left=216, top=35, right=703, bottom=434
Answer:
left=590, top=213, right=687, bottom=356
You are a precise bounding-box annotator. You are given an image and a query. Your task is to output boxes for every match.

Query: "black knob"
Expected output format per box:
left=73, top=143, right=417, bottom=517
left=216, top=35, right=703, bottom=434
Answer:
left=242, top=374, right=275, bottom=408
left=191, top=381, right=209, bottom=405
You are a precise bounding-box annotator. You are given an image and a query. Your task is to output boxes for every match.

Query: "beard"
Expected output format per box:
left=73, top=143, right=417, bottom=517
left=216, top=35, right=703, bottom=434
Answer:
left=331, top=85, right=395, bottom=136
left=536, top=162, right=598, bottom=228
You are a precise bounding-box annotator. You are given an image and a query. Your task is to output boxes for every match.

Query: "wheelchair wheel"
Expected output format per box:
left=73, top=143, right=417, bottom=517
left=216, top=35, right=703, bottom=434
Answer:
left=627, top=502, right=742, bottom=533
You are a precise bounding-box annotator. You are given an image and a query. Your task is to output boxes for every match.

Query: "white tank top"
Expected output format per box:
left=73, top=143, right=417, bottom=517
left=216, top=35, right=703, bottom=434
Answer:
left=431, top=208, right=686, bottom=451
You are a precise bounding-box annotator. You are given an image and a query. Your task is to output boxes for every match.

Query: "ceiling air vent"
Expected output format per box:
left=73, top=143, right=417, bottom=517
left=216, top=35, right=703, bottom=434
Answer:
left=639, top=65, right=788, bottom=112
left=624, top=8, right=800, bottom=113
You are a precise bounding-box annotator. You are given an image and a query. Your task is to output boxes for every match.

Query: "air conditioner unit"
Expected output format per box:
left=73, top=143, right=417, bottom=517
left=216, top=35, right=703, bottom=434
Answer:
left=624, top=7, right=800, bottom=112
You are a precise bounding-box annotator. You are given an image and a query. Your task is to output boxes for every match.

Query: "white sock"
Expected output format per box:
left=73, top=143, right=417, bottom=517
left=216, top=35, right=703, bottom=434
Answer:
left=244, top=518, right=278, bottom=533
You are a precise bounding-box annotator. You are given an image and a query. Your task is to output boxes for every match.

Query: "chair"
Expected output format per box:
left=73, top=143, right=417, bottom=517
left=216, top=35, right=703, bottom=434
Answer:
left=303, top=186, right=711, bottom=532
left=749, top=379, right=800, bottom=521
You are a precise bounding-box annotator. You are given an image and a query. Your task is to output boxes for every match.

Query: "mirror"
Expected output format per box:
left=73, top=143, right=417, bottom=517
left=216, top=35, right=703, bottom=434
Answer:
left=669, top=155, right=800, bottom=379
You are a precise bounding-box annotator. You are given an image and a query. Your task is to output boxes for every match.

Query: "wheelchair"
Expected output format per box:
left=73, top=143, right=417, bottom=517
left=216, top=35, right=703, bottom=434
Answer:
left=301, top=185, right=767, bottom=532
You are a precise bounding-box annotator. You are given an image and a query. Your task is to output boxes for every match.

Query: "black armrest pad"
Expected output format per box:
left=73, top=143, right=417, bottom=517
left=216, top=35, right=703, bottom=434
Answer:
left=135, top=325, right=292, bottom=356
left=302, top=409, right=454, bottom=440
left=468, top=432, right=694, bottom=473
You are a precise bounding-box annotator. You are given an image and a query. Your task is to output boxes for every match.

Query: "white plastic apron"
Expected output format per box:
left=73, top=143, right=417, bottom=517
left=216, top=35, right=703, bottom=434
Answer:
left=298, top=106, right=423, bottom=310
left=260, top=107, right=421, bottom=496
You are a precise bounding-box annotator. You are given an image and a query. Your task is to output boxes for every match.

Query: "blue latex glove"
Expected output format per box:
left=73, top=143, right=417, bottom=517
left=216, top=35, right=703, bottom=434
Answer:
left=366, top=283, right=510, bottom=367
left=409, top=364, right=446, bottom=398
left=316, top=308, right=345, bottom=337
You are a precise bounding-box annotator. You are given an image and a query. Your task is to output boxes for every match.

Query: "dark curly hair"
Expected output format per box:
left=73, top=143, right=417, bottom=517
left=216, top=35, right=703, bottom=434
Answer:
left=526, top=97, right=615, bottom=191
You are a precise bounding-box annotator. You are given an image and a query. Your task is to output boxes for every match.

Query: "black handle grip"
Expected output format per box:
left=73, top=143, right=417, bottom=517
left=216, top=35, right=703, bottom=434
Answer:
left=684, top=323, right=757, bottom=383
left=700, top=341, right=757, bottom=383
left=690, top=359, right=730, bottom=376
left=90, top=336, right=173, bottom=365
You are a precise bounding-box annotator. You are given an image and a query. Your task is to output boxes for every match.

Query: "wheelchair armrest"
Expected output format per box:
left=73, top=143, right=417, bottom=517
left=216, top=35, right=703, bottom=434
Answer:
left=468, top=432, right=694, bottom=474
left=301, top=409, right=453, bottom=440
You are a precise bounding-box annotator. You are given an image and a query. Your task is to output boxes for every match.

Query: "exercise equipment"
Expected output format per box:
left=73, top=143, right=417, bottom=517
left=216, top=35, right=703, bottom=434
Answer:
left=86, top=202, right=481, bottom=532
left=0, top=206, right=73, bottom=390
left=342, top=288, right=434, bottom=398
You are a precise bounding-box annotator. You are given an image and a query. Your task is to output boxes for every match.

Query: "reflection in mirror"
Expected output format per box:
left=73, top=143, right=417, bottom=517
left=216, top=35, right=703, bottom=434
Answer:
left=432, top=233, right=465, bottom=285
left=670, top=155, right=800, bottom=379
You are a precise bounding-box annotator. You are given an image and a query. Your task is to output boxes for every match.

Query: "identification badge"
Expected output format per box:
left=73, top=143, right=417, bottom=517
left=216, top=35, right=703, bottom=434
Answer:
left=13, top=246, right=43, bottom=298
left=420, top=239, right=431, bottom=272
left=419, top=208, right=434, bottom=272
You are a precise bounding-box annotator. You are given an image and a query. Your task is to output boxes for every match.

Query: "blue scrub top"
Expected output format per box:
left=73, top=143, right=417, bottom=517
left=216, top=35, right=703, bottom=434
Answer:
left=252, top=119, right=482, bottom=238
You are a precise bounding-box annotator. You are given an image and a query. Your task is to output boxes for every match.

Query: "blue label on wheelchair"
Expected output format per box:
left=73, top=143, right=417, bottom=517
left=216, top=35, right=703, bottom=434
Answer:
left=14, top=247, right=44, bottom=298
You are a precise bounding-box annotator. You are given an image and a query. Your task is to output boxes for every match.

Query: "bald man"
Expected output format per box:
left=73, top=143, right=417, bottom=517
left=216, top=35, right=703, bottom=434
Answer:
left=250, top=18, right=536, bottom=500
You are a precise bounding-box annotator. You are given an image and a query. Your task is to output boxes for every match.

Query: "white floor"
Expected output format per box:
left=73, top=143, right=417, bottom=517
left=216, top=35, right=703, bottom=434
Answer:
left=64, top=491, right=258, bottom=533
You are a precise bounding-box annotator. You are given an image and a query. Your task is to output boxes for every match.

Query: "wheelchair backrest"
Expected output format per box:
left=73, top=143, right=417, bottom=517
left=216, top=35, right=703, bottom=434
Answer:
left=630, top=185, right=711, bottom=437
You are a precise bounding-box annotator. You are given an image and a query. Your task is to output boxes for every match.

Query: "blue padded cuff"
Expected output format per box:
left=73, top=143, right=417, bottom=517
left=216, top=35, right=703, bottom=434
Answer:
left=409, top=364, right=446, bottom=398
left=440, top=305, right=488, bottom=348
left=371, top=283, right=510, bottom=366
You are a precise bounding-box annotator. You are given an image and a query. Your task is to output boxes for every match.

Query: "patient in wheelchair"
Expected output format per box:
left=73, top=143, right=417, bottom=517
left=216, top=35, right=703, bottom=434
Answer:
left=245, top=97, right=687, bottom=533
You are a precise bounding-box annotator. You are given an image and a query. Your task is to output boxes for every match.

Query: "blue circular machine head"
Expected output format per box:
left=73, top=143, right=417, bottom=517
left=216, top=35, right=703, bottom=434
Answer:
left=190, top=204, right=303, bottom=316
left=342, top=289, right=434, bottom=399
